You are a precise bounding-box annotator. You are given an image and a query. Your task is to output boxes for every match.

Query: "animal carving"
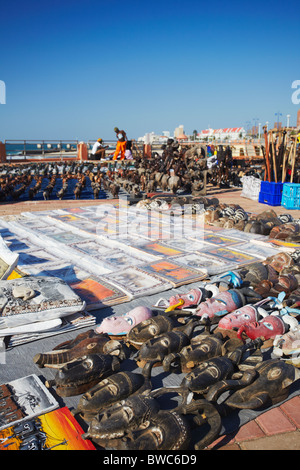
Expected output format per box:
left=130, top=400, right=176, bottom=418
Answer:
left=45, top=354, right=121, bottom=397
left=33, top=329, right=125, bottom=368
left=73, top=362, right=154, bottom=421
left=221, top=359, right=300, bottom=410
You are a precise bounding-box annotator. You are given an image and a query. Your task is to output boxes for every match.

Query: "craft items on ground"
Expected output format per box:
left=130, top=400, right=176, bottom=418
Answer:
left=1, top=199, right=300, bottom=451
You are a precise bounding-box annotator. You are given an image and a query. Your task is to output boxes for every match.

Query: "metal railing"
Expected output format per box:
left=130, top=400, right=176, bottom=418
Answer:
left=4, top=139, right=79, bottom=160
left=3, top=139, right=145, bottom=161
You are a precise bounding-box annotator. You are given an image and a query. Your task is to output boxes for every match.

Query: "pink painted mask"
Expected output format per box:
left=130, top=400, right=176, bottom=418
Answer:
left=96, top=306, right=153, bottom=336
left=195, top=290, right=243, bottom=320
left=165, top=288, right=203, bottom=312
left=237, top=315, right=286, bottom=341
left=218, top=305, right=258, bottom=330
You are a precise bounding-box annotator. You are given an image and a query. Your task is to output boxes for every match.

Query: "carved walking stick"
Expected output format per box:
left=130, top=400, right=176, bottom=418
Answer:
left=290, top=138, right=297, bottom=183
left=270, top=131, right=277, bottom=183
left=263, top=126, right=271, bottom=182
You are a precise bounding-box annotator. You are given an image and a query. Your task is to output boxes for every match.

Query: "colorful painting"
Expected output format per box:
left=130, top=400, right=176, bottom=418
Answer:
left=70, top=278, right=129, bottom=309
left=199, top=247, right=259, bottom=265
left=0, top=407, right=95, bottom=450
left=201, top=233, right=244, bottom=246
left=140, top=260, right=207, bottom=286
left=136, top=242, right=184, bottom=258
left=263, top=239, right=300, bottom=249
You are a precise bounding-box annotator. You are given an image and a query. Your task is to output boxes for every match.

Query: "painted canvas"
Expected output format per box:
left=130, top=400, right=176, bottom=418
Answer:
left=102, top=266, right=172, bottom=298
left=140, top=260, right=207, bottom=286
left=172, top=252, right=242, bottom=275
left=231, top=242, right=280, bottom=259
left=70, top=277, right=130, bottom=309
left=44, top=230, right=87, bottom=245
left=69, top=240, right=117, bottom=258
left=162, top=238, right=203, bottom=252
left=199, top=246, right=259, bottom=266
left=200, top=233, right=245, bottom=247
left=0, top=407, right=95, bottom=450
left=135, top=242, right=184, bottom=258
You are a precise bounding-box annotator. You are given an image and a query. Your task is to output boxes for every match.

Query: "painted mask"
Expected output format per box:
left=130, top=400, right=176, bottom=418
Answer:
left=165, top=288, right=205, bottom=312
left=237, top=315, right=286, bottom=341
left=195, top=290, right=244, bottom=321
left=218, top=305, right=258, bottom=330
left=96, top=306, right=153, bottom=336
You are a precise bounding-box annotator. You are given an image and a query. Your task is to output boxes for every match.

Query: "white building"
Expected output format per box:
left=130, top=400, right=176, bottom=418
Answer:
left=138, top=132, right=170, bottom=144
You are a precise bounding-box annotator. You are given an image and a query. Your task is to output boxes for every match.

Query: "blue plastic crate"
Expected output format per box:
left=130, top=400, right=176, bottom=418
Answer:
left=281, top=183, right=300, bottom=210
left=260, top=181, right=283, bottom=195
left=259, top=191, right=282, bottom=206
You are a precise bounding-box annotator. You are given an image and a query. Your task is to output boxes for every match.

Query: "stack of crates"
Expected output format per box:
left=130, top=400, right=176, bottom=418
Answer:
left=281, top=183, right=300, bottom=210
left=258, top=181, right=283, bottom=206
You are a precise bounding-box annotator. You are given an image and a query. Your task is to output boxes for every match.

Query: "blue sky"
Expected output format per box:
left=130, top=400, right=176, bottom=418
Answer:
left=0, top=0, right=299, bottom=141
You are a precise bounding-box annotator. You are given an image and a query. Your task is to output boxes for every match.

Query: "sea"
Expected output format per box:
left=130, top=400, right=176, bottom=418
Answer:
left=5, top=142, right=79, bottom=157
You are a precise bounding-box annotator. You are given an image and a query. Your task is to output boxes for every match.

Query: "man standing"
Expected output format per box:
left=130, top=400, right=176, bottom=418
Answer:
left=113, top=127, right=127, bottom=160
left=90, top=138, right=108, bottom=160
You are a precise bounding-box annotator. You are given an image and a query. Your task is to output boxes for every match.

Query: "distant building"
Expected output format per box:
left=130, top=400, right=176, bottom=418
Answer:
left=174, top=125, right=185, bottom=138
left=297, top=110, right=300, bottom=128
left=138, top=131, right=170, bottom=144
left=274, top=122, right=282, bottom=130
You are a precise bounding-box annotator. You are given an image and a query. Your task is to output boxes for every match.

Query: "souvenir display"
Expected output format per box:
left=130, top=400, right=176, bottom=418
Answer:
left=1, top=200, right=300, bottom=451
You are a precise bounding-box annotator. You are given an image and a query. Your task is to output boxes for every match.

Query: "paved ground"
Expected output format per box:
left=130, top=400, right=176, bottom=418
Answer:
left=208, top=396, right=300, bottom=450
left=1, top=184, right=300, bottom=450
